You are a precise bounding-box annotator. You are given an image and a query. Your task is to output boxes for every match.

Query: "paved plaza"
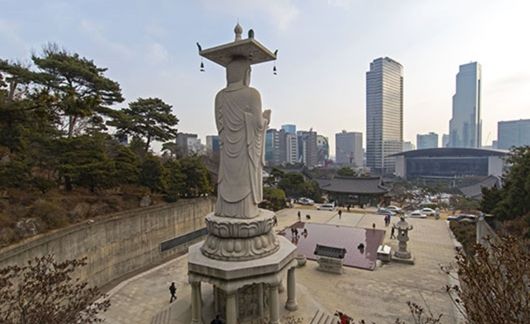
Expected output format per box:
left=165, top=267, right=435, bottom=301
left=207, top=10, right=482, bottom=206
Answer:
left=102, top=208, right=460, bottom=324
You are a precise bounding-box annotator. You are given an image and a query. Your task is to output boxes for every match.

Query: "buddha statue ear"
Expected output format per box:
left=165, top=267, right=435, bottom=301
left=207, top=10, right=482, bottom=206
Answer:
left=244, top=66, right=251, bottom=86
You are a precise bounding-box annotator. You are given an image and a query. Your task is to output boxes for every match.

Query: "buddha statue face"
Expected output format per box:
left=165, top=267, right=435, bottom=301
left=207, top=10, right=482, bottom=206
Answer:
left=226, top=58, right=251, bottom=86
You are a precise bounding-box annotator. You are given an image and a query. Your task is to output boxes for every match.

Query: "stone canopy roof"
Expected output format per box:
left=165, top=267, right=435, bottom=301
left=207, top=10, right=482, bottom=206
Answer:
left=316, top=177, right=389, bottom=195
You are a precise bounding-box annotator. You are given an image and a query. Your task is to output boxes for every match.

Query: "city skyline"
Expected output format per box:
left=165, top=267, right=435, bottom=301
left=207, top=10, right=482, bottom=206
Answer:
left=2, top=1, right=530, bottom=155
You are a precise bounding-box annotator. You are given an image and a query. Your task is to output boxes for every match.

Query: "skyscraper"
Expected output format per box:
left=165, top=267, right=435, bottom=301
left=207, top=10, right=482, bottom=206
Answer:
left=265, top=128, right=286, bottom=166
left=297, top=130, right=318, bottom=168
left=402, top=141, right=415, bottom=152
left=366, top=57, right=404, bottom=174
left=316, top=135, right=329, bottom=165
left=497, top=119, right=530, bottom=149
left=281, top=124, right=296, bottom=135
left=335, top=130, right=363, bottom=167
left=206, top=135, right=220, bottom=155
left=442, top=134, right=450, bottom=148
left=285, top=133, right=299, bottom=164
left=417, top=132, right=439, bottom=149
left=449, top=62, right=482, bottom=148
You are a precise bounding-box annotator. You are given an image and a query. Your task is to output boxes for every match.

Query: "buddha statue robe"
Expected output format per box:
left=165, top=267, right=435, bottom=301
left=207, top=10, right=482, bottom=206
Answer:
left=214, top=60, right=270, bottom=219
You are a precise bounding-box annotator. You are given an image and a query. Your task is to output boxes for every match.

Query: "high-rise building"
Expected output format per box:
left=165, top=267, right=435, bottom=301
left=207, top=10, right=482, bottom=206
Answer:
left=417, top=132, right=439, bottom=149
left=285, top=133, right=299, bottom=164
left=175, top=133, right=203, bottom=156
left=335, top=130, right=363, bottom=167
left=297, top=130, right=318, bottom=168
left=265, top=128, right=286, bottom=166
left=281, top=124, right=296, bottom=135
left=206, top=135, right=220, bottom=154
left=449, top=62, right=482, bottom=148
left=497, top=119, right=530, bottom=149
left=366, top=57, right=404, bottom=174
left=402, top=141, right=415, bottom=152
left=316, top=135, right=329, bottom=165
left=442, top=134, right=450, bottom=148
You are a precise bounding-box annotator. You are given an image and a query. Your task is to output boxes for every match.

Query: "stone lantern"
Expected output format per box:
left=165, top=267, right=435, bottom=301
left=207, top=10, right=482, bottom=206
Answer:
left=392, top=216, right=415, bottom=264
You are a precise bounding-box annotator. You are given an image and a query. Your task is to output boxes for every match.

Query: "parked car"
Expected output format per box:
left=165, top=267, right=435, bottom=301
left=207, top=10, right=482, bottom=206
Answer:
left=318, top=203, right=335, bottom=211
left=447, top=214, right=478, bottom=223
left=377, top=208, right=396, bottom=216
left=421, top=207, right=436, bottom=216
left=408, top=210, right=427, bottom=218
left=298, top=197, right=314, bottom=205
left=386, top=206, right=403, bottom=214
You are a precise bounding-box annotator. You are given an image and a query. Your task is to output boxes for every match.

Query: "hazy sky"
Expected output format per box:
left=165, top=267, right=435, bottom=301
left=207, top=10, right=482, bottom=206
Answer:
left=2, top=0, right=529, bottom=155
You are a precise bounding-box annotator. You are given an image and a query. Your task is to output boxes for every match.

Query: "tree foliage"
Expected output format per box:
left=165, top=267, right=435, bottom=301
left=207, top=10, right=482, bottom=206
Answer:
left=0, top=45, right=217, bottom=245
left=490, top=146, right=530, bottom=221
left=277, top=173, right=321, bottom=202
left=32, top=44, right=124, bottom=137
left=110, top=97, right=178, bottom=152
left=260, top=187, right=287, bottom=211
left=0, top=255, right=110, bottom=323
left=443, top=236, right=530, bottom=324
left=337, top=166, right=356, bottom=177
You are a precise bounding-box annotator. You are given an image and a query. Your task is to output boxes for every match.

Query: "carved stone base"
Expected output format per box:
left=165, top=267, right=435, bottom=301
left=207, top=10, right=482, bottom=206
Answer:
left=392, top=253, right=415, bottom=265
left=200, top=210, right=281, bottom=261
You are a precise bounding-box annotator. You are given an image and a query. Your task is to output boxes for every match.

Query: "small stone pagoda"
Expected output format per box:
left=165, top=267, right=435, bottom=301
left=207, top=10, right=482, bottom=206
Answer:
left=187, top=24, right=298, bottom=324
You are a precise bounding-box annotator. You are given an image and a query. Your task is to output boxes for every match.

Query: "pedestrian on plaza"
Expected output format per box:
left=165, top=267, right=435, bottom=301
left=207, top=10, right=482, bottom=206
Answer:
left=338, top=209, right=342, bottom=219
left=211, top=315, right=224, bottom=324
left=169, top=282, right=177, bottom=303
left=297, top=211, right=301, bottom=221
left=347, top=204, right=351, bottom=212
left=372, top=223, right=376, bottom=230
left=390, top=226, right=396, bottom=239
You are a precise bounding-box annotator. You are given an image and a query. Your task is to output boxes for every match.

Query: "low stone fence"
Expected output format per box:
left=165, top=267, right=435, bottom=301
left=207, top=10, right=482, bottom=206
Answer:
left=0, top=198, right=214, bottom=288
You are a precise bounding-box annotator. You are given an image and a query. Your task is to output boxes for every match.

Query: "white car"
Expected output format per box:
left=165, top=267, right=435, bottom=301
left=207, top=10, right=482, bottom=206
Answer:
left=408, top=210, right=427, bottom=218
left=386, top=206, right=402, bottom=214
left=317, top=203, right=335, bottom=211
left=421, top=208, right=436, bottom=216
left=298, top=197, right=314, bottom=205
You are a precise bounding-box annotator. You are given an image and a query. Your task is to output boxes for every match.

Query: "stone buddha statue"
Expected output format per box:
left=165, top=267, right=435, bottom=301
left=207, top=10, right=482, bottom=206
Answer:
left=197, top=23, right=280, bottom=260
left=214, top=58, right=271, bottom=219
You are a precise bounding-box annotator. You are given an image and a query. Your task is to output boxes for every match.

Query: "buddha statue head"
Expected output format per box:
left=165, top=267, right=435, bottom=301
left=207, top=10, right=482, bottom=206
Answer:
left=226, top=57, right=251, bottom=87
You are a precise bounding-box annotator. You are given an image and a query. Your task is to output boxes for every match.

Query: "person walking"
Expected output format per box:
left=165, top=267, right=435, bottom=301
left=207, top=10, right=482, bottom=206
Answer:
left=297, top=210, right=301, bottom=221
left=390, top=226, right=396, bottom=239
left=169, top=282, right=177, bottom=303
left=338, top=209, right=342, bottom=219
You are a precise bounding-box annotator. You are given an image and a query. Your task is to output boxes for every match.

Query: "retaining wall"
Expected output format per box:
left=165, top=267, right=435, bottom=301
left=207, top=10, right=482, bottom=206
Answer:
left=0, top=198, right=214, bottom=288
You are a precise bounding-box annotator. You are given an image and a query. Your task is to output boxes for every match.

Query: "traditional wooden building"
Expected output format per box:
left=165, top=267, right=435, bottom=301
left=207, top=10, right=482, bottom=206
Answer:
left=316, top=176, right=389, bottom=206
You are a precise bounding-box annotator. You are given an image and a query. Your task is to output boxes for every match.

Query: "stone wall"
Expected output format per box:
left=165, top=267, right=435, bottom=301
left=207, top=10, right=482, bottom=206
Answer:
left=0, top=198, right=214, bottom=288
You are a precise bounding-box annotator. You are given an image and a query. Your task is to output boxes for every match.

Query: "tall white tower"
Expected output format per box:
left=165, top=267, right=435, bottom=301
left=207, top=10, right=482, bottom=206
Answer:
left=366, top=57, right=404, bottom=175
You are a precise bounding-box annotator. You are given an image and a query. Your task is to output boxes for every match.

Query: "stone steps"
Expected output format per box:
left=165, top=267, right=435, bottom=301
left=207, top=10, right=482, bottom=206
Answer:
left=150, top=307, right=170, bottom=324
left=310, top=309, right=336, bottom=324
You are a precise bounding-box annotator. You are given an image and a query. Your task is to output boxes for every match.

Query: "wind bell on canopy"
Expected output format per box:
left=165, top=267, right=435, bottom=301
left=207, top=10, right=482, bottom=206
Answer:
left=196, top=24, right=279, bottom=75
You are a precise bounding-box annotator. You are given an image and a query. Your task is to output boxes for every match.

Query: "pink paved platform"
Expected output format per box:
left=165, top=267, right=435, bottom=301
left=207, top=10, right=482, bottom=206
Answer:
left=280, top=222, right=385, bottom=270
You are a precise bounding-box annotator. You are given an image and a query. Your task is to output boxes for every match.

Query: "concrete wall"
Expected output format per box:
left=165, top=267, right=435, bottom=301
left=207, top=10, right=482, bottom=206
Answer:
left=0, top=198, right=214, bottom=288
